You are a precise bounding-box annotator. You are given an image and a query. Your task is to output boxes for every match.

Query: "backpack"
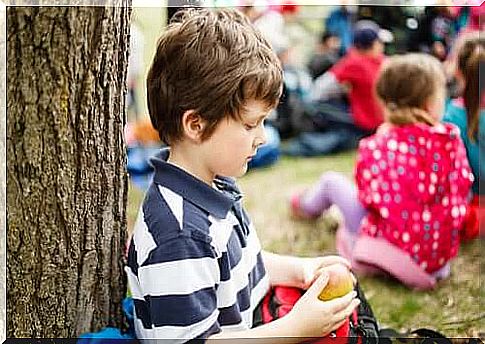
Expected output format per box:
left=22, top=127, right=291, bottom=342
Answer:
left=252, top=284, right=471, bottom=344
left=253, top=283, right=379, bottom=344
left=273, top=68, right=316, bottom=139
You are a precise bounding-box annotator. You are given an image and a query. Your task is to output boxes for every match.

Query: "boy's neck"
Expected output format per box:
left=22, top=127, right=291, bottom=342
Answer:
left=358, top=48, right=379, bottom=57
left=167, top=145, right=215, bottom=186
left=355, top=42, right=383, bottom=58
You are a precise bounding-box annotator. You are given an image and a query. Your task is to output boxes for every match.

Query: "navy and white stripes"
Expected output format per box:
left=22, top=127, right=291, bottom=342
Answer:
left=126, top=149, right=269, bottom=343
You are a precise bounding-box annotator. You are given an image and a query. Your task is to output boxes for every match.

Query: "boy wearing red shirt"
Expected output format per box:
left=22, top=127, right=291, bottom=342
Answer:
left=283, top=20, right=392, bottom=156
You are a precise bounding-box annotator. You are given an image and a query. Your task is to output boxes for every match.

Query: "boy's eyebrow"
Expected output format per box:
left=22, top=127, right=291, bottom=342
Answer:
left=247, top=112, right=270, bottom=122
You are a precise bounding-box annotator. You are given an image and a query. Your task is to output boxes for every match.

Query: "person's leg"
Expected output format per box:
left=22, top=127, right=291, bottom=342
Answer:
left=299, top=171, right=366, bottom=234
left=431, top=262, right=451, bottom=280
left=310, top=99, right=352, bottom=132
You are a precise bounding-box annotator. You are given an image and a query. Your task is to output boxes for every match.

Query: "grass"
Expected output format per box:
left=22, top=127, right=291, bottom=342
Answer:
left=127, top=151, right=484, bottom=339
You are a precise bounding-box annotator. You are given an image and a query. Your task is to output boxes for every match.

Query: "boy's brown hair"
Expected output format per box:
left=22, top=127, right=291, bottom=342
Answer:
left=376, top=53, right=446, bottom=126
left=146, top=8, right=283, bottom=145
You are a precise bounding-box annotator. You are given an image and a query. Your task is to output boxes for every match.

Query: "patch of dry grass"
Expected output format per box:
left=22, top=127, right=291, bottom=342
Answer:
left=127, top=151, right=484, bottom=338
left=239, top=154, right=484, bottom=338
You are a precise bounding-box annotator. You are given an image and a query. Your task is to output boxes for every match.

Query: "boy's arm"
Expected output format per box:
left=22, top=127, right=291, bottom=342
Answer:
left=132, top=234, right=222, bottom=341
left=261, top=251, right=350, bottom=290
left=261, top=251, right=306, bottom=288
left=310, top=71, right=347, bottom=103
left=207, top=274, right=359, bottom=342
left=208, top=273, right=360, bottom=344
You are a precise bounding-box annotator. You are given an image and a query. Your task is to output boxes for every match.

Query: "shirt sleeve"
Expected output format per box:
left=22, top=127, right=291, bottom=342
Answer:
left=310, top=71, right=346, bottom=102
left=354, top=139, right=374, bottom=208
left=450, top=128, right=474, bottom=201
left=330, top=57, right=358, bottom=84
left=443, top=104, right=467, bottom=145
left=133, top=235, right=222, bottom=343
left=479, top=120, right=485, bottom=194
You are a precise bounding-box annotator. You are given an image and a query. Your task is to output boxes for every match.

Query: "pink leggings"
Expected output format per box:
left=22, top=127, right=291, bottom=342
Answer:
left=300, top=171, right=366, bottom=234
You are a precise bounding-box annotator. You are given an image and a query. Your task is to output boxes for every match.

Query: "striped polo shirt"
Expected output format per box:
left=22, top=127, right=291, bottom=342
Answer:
left=126, top=148, right=269, bottom=343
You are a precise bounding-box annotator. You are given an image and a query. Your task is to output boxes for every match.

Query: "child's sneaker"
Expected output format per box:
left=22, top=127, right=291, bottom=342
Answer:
left=290, top=192, right=319, bottom=220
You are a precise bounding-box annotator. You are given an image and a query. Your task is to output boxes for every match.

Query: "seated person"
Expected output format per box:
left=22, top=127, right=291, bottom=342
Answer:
left=291, top=53, right=473, bottom=289
left=307, top=31, right=341, bottom=80
left=127, top=8, right=359, bottom=342
left=311, top=20, right=393, bottom=135
left=283, top=20, right=392, bottom=156
left=443, top=32, right=485, bottom=239
left=272, top=36, right=314, bottom=138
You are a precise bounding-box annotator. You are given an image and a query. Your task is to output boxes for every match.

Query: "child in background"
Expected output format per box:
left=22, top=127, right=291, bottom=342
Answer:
left=283, top=20, right=391, bottom=157
left=291, top=53, right=474, bottom=290
left=127, top=8, right=358, bottom=342
left=443, top=32, right=485, bottom=239
left=307, top=31, right=341, bottom=80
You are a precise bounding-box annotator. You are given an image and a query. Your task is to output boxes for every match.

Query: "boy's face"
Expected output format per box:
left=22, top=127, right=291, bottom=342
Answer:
left=199, top=99, right=270, bottom=180
left=371, top=40, right=384, bottom=55
left=326, top=36, right=341, bottom=52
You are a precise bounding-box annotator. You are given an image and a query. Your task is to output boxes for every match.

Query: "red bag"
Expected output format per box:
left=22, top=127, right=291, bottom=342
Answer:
left=253, top=284, right=378, bottom=344
left=461, top=195, right=484, bottom=241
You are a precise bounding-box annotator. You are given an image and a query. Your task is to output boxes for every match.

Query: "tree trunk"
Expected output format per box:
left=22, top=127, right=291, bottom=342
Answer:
left=7, top=3, right=131, bottom=337
left=1, top=2, right=6, bottom=342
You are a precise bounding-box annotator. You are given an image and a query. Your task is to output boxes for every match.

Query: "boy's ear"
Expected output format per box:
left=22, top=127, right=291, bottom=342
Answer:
left=181, top=110, right=206, bottom=142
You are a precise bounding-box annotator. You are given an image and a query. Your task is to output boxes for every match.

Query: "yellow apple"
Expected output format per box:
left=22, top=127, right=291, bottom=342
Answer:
left=318, top=264, right=354, bottom=301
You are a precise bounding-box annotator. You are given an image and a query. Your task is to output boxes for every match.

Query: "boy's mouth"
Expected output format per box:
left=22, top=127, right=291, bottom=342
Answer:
left=247, top=148, right=259, bottom=161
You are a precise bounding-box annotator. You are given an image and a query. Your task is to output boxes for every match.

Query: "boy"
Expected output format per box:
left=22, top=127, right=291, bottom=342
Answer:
left=126, top=8, right=359, bottom=343
left=311, top=20, right=393, bottom=134
left=283, top=20, right=393, bottom=156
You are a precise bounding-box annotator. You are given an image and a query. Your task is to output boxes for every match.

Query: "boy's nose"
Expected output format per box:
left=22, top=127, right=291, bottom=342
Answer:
left=255, top=124, right=267, bottom=147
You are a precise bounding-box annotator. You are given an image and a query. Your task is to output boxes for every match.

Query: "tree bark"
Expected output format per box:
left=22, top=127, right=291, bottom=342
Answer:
left=1, top=2, right=6, bottom=342
left=7, top=3, right=131, bottom=337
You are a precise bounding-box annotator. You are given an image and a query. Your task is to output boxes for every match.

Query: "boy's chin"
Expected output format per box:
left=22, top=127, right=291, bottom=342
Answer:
left=232, top=164, right=249, bottom=178
left=218, top=162, right=249, bottom=179
left=234, top=164, right=249, bottom=178
left=240, top=164, right=249, bottom=176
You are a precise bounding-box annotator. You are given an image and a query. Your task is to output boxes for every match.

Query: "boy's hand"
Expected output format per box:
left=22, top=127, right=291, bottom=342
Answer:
left=300, top=256, right=352, bottom=290
left=284, top=273, right=360, bottom=338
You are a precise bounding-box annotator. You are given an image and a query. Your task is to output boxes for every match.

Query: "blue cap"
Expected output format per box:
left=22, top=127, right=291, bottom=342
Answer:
left=353, top=20, right=393, bottom=49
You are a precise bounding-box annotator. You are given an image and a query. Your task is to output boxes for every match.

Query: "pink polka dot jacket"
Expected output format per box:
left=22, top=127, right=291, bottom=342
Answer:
left=355, top=122, right=474, bottom=273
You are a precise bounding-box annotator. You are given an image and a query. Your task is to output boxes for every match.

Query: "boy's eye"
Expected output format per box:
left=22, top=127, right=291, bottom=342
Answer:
left=244, top=123, right=258, bottom=130
left=243, top=117, right=266, bottom=131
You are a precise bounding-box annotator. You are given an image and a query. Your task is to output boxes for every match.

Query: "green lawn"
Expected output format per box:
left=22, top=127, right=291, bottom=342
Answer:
left=127, top=151, right=484, bottom=338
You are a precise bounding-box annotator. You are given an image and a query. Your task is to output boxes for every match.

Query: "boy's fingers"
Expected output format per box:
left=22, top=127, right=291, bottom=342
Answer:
left=307, top=272, right=329, bottom=296
left=332, top=298, right=361, bottom=323
left=351, top=272, right=357, bottom=285
left=322, top=290, right=357, bottom=312
left=329, top=318, right=348, bottom=334
left=308, top=269, right=324, bottom=286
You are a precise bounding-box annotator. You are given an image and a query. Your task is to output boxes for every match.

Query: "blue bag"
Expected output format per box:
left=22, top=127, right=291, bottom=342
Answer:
left=78, top=298, right=136, bottom=344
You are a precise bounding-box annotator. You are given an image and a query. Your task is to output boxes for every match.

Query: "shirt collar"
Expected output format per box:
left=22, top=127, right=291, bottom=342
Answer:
left=150, top=148, right=241, bottom=219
